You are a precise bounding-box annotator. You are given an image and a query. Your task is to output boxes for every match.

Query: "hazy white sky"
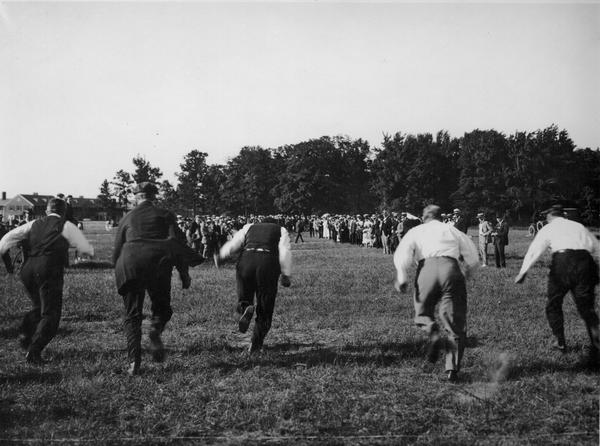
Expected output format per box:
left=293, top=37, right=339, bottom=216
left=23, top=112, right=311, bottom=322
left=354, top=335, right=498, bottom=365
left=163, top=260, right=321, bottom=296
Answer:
left=1, top=1, right=599, bottom=197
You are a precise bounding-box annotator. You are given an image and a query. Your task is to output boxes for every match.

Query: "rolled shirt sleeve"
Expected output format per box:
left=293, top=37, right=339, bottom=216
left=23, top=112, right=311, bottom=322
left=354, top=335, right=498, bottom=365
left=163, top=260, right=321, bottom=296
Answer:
left=393, top=230, right=416, bottom=285
left=62, top=221, right=95, bottom=257
left=219, top=224, right=250, bottom=259
left=454, top=228, right=480, bottom=272
left=0, top=221, right=35, bottom=255
left=279, top=227, right=292, bottom=276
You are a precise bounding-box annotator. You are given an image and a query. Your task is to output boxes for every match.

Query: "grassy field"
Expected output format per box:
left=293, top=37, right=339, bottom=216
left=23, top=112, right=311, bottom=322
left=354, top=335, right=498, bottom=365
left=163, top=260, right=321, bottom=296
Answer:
left=0, top=222, right=598, bottom=445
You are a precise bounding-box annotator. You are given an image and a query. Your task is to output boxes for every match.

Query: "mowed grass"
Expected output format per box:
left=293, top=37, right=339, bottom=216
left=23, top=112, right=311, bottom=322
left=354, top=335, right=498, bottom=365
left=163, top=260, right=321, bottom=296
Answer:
left=0, top=222, right=598, bottom=444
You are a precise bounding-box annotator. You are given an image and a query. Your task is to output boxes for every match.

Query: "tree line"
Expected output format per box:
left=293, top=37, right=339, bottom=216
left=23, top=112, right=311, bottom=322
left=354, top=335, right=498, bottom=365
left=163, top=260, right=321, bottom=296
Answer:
left=97, top=125, right=600, bottom=224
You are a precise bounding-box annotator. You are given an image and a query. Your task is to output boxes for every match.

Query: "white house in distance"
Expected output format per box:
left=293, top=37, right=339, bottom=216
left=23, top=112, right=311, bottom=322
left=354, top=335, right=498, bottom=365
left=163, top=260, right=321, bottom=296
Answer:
left=1, top=192, right=103, bottom=221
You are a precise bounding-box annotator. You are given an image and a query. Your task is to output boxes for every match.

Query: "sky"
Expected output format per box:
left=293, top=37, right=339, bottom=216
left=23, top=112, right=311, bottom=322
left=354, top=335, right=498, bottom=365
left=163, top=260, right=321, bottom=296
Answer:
left=1, top=1, right=599, bottom=198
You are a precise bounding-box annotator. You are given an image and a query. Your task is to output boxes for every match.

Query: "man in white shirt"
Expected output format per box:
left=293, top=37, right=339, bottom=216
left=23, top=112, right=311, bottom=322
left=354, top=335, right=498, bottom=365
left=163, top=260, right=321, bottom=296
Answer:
left=219, top=216, right=292, bottom=353
left=0, top=198, right=94, bottom=364
left=477, top=213, right=492, bottom=267
left=394, top=205, right=479, bottom=382
left=515, top=205, right=600, bottom=367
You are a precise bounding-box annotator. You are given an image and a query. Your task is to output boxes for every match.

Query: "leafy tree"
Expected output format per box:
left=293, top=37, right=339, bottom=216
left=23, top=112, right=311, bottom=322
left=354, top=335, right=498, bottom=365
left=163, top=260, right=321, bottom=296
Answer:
left=572, top=148, right=600, bottom=225
left=451, top=129, right=510, bottom=214
left=176, top=150, right=209, bottom=216
left=157, top=180, right=178, bottom=211
left=132, top=155, right=163, bottom=184
left=203, top=164, right=227, bottom=215
left=333, top=136, right=375, bottom=213
left=97, top=179, right=115, bottom=212
left=221, top=147, right=278, bottom=215
left=371, top=132, right=459, bottom=214
left=272, top=137, right=348, bottom=214
left=111, top=169, right=134, bottom=208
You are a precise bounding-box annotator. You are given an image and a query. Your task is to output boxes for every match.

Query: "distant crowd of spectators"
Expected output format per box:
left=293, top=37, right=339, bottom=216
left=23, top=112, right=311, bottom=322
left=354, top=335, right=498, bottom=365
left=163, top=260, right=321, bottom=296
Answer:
left=168, top=208, right=474, bottom=264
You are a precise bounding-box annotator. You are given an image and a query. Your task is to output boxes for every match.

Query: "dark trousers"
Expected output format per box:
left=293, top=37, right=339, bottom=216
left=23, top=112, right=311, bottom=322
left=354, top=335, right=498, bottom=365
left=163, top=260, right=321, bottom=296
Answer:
left=546, top=250, right=599, bottom=350
left=122, top=272, right=173, bottom=364
left=494, top=241, right=506, bottom=267
left=236, top=252, right=280, bottom=349
left=20, top=257, right=64, bottom=354
left=309, top=227, right=314, bottom=237
left=295, top=232, right=304, bottom=243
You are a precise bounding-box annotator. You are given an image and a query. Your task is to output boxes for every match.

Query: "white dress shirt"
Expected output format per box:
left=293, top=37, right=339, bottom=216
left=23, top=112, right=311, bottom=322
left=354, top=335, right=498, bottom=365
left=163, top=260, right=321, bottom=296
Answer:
left=478, top=220, right=492, bottom=238
left=0, top=214, right=94, bottom=257
left=219, top=223, right=292, bottom=276
left=518, top=217, right=600, bottom=276
left=393, top=219, right=479, bottom=284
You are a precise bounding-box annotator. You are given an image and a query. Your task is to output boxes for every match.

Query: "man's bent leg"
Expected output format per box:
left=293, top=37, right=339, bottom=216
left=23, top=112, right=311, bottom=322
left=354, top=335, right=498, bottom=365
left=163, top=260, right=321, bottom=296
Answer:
left=547, top=268, right=568, bottom=347
left=236, top=257, right=256, bottom=315
left=148, top=269, right=173, bottom=362
left=414, top=262, right=439, bottom=335
left=19, top=262, right=41, bottom=349
left=122, top=281, right=145, bottom=369
left=571, top=253, right=600, bottom=364
left=438, top=270, right=467, bottom=373
left=29, top=268, right=64, bottom=356
left=251, top=261, right=279, bottom=352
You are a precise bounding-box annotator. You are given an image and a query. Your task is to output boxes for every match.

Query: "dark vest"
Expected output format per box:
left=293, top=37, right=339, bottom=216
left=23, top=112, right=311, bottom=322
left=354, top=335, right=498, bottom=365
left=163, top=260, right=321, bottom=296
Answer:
left=244, top=223, right=281, bottom=252
left=27, top=216, right=69, bottom=265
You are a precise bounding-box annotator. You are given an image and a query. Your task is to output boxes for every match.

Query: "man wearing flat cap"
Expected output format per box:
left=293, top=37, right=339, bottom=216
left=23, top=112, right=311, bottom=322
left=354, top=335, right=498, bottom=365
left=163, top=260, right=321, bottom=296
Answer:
left=113, top=182, right=203, bottom=375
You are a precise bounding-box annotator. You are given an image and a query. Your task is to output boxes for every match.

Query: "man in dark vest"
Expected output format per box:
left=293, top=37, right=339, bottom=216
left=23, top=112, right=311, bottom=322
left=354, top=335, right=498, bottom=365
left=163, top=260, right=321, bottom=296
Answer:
left=0, top=198, right=94, bottom=364
left=218, top=216, right=292, bottom=353
left=113, top=182, right=203, bottom=375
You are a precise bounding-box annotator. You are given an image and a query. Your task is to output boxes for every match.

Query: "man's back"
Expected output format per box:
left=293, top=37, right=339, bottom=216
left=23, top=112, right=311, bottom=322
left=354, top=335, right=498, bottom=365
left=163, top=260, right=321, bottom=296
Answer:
left=120, top=201, right=173, bottom=240
left=113, top=201, right=177, bottom=266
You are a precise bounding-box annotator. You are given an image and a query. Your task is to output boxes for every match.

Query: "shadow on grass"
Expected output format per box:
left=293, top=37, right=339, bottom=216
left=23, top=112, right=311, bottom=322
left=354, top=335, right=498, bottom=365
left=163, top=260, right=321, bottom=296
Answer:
left=208, top=339, right=429, bottom=373
left=61, top=313, right=111, bottom=322
left=0, top=325, right=74, bottom=339
left=0, top=370, right=62, bottom=385
left=51, top=348, right=125, bottom=362
left=508, top=358, right=599, bottom=379
left=67, top=261, right=114, bottom=270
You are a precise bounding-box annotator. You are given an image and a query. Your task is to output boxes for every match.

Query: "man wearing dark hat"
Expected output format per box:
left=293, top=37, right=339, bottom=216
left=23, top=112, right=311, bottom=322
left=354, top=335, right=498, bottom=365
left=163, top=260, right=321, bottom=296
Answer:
left=491, top=212, right=509, bottom=268
left=218, top=216, right=292, bottom=353
left=452, top=208, right=469, bottom=234
left=393, top=204, right=479, bottom=382
left=515, top=205, right=600, bottom=368
left=113, top=182, right=203, bottom=375
left=0, top=198, right=94, bottom=364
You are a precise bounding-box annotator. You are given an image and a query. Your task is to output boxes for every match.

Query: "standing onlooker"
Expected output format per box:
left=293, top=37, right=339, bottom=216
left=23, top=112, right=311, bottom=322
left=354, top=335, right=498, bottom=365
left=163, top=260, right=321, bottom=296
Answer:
left=452, top=208, right=469, bottom=234
left=491, top=212, right=509, bottom=268
left=381, top=211, right=394, bottom=255
left=393, top=204, right=479, bottom=382
left=201, top=218, right=219, bottom=267
left=477, top=212, right=492, bottom=267
left=515, top=205, right=600, bottom=368
left=294, top=218, right=304, bottom=243
left=187, top=215, right=203, bottom=254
